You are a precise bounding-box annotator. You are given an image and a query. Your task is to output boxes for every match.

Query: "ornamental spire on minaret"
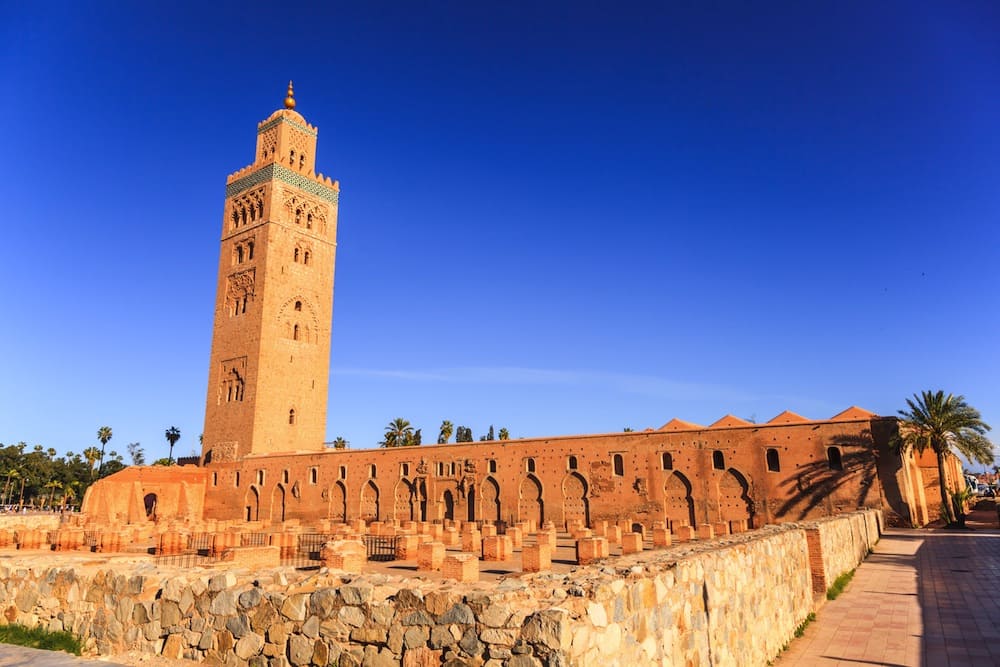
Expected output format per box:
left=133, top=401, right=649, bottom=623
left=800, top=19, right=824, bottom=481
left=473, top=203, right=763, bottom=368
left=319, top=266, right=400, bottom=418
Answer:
left=284, top=81, right=296, bottom=110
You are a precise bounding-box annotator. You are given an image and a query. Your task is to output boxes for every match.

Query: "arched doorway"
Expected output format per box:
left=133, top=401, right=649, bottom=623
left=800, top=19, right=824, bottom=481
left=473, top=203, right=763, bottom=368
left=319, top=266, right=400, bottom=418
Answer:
left=518, top=475, right=544, bottom=525
left=394, top=480, right=415, bottom=521
left=719, top=468, right=753, bottom=528
left=143, top=493, right=158, bottom=520
left=481, top=477, right=500, bottom=523
left=443, top=489, right=455, bottom=521
left=361, top=481, right=380, bottom=521
left=664, top=471, right=695, bottom=530
left=271, top=484, right=286, bottom=522
left=561, top=473, right=589, bottom=527
left=245, top=487, right=260, bottom=522
left=467, top=485, right=476, bottom=522
left=328, top=482, right=347, bottom=522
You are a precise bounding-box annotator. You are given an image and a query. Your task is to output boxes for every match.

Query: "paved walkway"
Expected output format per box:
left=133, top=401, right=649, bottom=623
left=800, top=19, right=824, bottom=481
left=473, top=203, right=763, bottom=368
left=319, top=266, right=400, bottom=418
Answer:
left=778, top=525, right=1000, bottom=666
left=0, top=644, right=129, bottom=667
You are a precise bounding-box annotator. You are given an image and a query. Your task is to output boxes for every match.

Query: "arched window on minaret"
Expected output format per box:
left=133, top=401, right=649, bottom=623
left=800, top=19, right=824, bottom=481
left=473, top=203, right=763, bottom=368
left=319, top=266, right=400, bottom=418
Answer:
left=293, top=324, right=300, bottom=341
left=289, top=409, right=296, bottom=425
left=303, top=251, right=310, bottom=265
left=248, top=242, right=254, bottom=260
left=294, top=301, right=302, bottom=312
left=236, top=245, right=244, bottom=264
left=294, top=248, right=300, bottom=263
left=295, top=208, right=301, bottom=224
left=290, top=149, right=296, bottom=165
left=306, top=213, right=313, bottom=229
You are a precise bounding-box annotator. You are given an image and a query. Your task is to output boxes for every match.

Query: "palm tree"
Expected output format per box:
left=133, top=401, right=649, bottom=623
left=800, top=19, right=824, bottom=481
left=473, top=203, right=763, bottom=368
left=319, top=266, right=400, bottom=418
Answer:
left=498, top=427, right=510, bottom=440
left=127, top=442, right=145, bottom=466
left=438, top=420, right=454, bottom=444
left=331, top=437, right=349, bottom=450
left=82, top=447, right=101, bottom=481
left=381, top=418, right=413, bottom=448
left=2, top=469, right=18, bottom=506
left=897, top=390, right=993, bottom=525
left=165, top=427, right=181, bottom=464
left=97, top=426, right=112, bottom=476
left=44, top=481, right=62, bottom=509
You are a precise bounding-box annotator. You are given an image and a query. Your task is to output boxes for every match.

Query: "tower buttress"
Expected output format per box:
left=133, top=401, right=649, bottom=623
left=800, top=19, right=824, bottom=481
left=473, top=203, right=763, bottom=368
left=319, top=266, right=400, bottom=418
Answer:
left=202, top=83, right=339, bottom=462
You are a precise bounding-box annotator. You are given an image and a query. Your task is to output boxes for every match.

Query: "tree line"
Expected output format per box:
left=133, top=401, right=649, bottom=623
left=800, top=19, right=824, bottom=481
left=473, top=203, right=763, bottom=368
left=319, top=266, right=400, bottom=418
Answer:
left=374, top=419, right=510, bottom=448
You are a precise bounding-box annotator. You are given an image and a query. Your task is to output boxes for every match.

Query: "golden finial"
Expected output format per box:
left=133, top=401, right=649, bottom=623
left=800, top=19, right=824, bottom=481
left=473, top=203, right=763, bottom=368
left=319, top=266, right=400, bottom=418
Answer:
left=284, top=80, right=296, bottom=110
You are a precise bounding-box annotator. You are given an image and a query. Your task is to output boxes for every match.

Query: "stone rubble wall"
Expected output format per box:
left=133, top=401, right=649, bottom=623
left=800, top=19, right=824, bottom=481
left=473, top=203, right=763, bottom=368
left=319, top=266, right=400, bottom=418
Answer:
left=0, top=510, right=879, bottom=667
left=805, top=511, right=881, bottom=597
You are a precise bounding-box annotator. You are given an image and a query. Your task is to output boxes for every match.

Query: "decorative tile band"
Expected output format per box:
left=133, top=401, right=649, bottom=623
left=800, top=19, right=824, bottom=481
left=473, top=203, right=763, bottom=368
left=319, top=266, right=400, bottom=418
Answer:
left=258, top=115, right=318, bottom=138
left=226, top=164, right=339, bottom=205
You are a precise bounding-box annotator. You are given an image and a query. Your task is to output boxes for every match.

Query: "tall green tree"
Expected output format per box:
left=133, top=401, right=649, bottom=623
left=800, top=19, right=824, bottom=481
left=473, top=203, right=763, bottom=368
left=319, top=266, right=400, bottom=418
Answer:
left=96, top=426, right=112, bottom=476
left=455, top=426, right=473, bottom=443
left=381, top=418, right=413, bottom=448
left=438, top=420, right=454, bottom=444
left=498, top=427, right=510, bottom=440
left=127, top=442, right=145, bottom=466
left=896, top=390, right=993, bottom=525
left=165, top=427, right=181, bottom=464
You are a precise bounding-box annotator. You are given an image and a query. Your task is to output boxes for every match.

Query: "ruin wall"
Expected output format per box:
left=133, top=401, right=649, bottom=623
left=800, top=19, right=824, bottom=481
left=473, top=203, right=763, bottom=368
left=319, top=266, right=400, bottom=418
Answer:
left=0, top=510, right=879, bottom=666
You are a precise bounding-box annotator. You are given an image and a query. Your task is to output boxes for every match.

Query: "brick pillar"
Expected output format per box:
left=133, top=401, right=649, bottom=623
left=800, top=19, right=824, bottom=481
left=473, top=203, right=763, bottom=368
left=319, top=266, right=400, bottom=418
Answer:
left=652, top=527, right=672, bottom=548
left=713, top=522, right=730, bottom=536
left=481, top=524, right=497, bottom=538
left=522, top=543, right=551, bottom=573
left=697, top=525, right=715, bottom=540
left=534, top=530, right=557, bottom=549
left=592, top=520, right=608, bottom=537
left=482, top=535, right=513, bottom=561
left=321, top=540, right=365, bottom=573
left=442, top=527, right=460, bottom=546
left=507, top=526, right=523, bottom=548
left=429, top=524, right=444, bottom=541
left=576, top=537, right=608, bottom=565
left=441, top=554, right=479, bottom=582
left=461, top=530, right=481, bottom=554
left=621, top=532, right=643, bottom=555
left=417, top=541, right=446, bottom=571
left=396, top=534, right=421, bottom=560
left=606, top=526, right=622, bottom=545
left=673, top=525, right=695, bottom=542
left=804, top=527, right=826, bottom=595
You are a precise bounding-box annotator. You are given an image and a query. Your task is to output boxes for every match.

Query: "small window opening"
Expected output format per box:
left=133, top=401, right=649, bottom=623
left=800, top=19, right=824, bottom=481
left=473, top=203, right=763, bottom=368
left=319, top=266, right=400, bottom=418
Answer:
left=306, top=213, right=313, bottom=229
left=295, top=208, right=301, bottom=224
left=256, top=470, right=264, bottom=485
left=401, top=463, right=410, bottom=477
left=489, top=459, right=497, bottom=473
left=766, top=448, right=781, bottom=472
left=526, top=458, right=536, bottom=473
left=827, top=447, right=844, bottom=471
left=713, top=451, right=725, bottom=470
left=612, top=453, right=624, bottom=477
left=289, top=409, right=296, bottom=425
left=294, top=301, right=302, bottom=311
left=212, top=472, right=218, bottom=486
left=369, top=464, right=377, bottom=479
left=567, top=455, right=578, bottom=470
left=303, top=251, right=310, bottom=265
left=294, top=248, right=300, bottom=262
left=661, top=453, right=673, bottom=470
left=235, top=471, right=240, bottom=487
left=339, top=466, right=346, bottom=480
left=248, top=242, right=254, bottom=260
left=293, top=324, right=300, bottom=341
left=282, top=470, right=289, bottom=484
left=310, top=467, right=317, bottom=485
left=236, top=245, right=244, bottom=263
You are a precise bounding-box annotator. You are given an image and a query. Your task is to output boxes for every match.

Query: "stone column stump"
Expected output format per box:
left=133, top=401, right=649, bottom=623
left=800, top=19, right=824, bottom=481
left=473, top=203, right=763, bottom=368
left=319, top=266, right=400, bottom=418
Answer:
left=697, top=525, right=715, bottom=540
left=522, top=543, right=551, bottom=573
left=652, top=527, right=672, bottom=548
left=621, top=532, right=643, bottom=555
left=396, top=534, right=421, bottom=560
left=482, top=535, right=513, bottom=561
left=417, top=541, right=446, bottom=571
left=576, top=537, right=609, bottom=565
left=321, top=540, right=366, bottom=573
left=442, top=553, right=478, bottom=582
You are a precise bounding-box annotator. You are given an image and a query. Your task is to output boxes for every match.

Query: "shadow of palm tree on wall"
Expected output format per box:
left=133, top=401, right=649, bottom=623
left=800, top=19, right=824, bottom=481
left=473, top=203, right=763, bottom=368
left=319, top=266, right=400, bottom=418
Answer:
left=775, top=432, right=881, bottom=520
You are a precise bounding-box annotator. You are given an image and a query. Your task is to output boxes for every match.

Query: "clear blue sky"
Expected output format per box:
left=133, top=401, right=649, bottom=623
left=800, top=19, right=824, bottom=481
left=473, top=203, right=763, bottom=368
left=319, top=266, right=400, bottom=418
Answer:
left=1, top=2, right=997, bottom=464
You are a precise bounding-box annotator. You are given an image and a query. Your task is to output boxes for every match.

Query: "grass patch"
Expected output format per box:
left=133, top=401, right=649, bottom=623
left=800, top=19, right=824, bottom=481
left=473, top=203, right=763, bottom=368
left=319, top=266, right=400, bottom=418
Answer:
left=826, top=569, right=856, bottom=600
left=793, top=612, right=816, bottom=637
left=0, top=624, right=82, bottom=655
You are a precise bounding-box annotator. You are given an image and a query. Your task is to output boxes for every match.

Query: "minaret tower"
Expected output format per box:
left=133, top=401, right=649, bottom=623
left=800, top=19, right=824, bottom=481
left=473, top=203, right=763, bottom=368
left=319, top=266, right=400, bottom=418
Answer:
left=202, top=83, right=339, bottom=461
